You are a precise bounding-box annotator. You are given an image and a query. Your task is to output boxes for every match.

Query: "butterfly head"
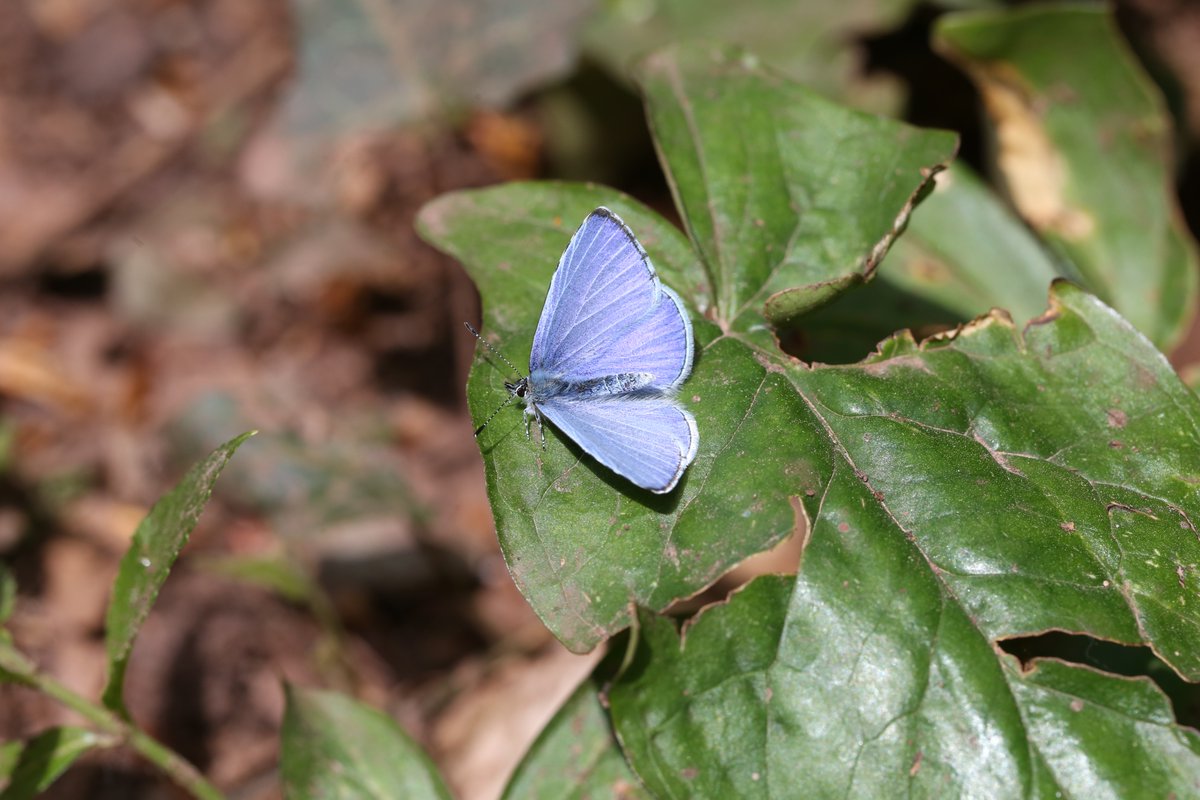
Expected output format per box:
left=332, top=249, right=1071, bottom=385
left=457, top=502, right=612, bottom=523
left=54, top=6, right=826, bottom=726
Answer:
left=505, top=377, right=529, bottom=399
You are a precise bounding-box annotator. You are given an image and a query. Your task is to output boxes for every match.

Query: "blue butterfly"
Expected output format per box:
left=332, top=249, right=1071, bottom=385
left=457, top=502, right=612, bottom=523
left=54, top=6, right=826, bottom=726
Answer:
left=471, top=207, right=699, bottom=494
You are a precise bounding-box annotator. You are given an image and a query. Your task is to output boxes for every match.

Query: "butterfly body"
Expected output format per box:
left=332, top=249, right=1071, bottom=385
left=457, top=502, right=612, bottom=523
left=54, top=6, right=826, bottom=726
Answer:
left=528, top=371, right=658, bottom=400
left=484, top=207, right=699, bottom=494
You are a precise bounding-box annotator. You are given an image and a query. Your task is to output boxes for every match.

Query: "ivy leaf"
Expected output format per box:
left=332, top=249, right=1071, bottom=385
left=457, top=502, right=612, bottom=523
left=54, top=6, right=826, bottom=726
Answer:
left=935, top=4, right=1200, bottom=350
left=599, top=280, right=1200, bottom=794
left=640, top=46, right=956, bottom=330
left=875, top=161, right=1066, bottom=324
left=609, top=569, right=1200, bottom=797
left=417, top=48, right=954, bottom=651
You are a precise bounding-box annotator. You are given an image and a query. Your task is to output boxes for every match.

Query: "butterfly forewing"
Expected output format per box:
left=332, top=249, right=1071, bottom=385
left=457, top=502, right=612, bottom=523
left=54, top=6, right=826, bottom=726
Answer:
left=530, top=209, right=692, bottom=388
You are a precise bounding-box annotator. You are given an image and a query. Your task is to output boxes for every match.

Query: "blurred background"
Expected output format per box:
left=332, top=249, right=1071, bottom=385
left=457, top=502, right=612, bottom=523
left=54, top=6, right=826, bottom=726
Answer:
left=1, top=1, right=1198, bottom=797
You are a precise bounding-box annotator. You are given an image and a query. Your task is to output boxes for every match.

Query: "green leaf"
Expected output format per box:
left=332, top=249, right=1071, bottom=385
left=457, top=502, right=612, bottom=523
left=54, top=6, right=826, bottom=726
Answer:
left=0, top=727, right=102, bottom=800
left=878, top=161, right=1067, bottom=323
left=417, top=48, right=955, bottom=652
left=0, top=744, right=16, bottom=784
left=584, top=0, right=999, bottom=115
left=600, top=279, right=1200, bottom=793
left=280, top=686, right=453, bottom=800
left=935, top=5, right=1200, bottom=350
left=281, top=0, right=591, bottom=136
left=640, top=46, right=957, bottom=330
left=501, top=677, right=650, bottom=799
left=102, top=431, right=256, bottom=713
left=422, top=183, right=812, bottom=650
left=196, top=554, right=314, bottom=605
left=0, top=563, right=14, bottom=625
left=795, top=282, right=1200, bottom=680
left=609, top=570, right=1200, bottom=798
left=0, top=635, right=35, bottom=684
left=798, top=161, right=1069, bottom=363
left=424, top=24, right=1200, bottom=791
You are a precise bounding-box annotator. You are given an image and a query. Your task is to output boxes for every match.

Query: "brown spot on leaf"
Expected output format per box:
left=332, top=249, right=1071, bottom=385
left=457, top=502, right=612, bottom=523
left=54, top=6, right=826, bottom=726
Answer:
left=1060, top=521, right=1075, bottom=532
left=862, top=354, right=934, bottom=377
left=838, top=522, right=850, bottom=533
left=753, top=351, right=788, bottom=375
left=908, top=255, right=953, bottom=284
left=681, top=768, right=699, bottom=781
left=1134, top=363, right=1157, bottom=390
left=971, top=65, right=1095, bottom=240
left=1070, top=699, right=1084, bottom=712
left=1107, top=408, right=1128, bottom=428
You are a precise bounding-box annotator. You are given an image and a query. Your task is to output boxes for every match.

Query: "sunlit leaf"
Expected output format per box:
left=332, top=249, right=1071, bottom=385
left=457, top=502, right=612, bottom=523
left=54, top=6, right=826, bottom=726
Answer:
left=422, top=32, right=1200, bottom=795
left=609, top=570, right=1200, bottom=797
left=417, top=48, right=954, bottom=652
left=640, top=46, right=956, bottom=330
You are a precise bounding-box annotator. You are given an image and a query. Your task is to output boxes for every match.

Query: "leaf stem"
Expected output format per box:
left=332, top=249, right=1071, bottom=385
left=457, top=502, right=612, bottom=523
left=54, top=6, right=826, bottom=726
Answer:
left=20, top=661, right=225, bottom=800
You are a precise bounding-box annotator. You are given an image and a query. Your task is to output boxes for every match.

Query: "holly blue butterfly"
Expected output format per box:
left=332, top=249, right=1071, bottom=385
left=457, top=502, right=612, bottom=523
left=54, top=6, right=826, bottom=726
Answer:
left=470, top=207, right=699, bottom=494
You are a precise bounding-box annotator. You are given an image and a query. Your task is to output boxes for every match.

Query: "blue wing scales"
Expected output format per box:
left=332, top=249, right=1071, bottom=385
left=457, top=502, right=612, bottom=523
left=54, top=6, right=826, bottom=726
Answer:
left=530, top=208, right=693, bottom=389
left=537, top=396, right=698, bottom=494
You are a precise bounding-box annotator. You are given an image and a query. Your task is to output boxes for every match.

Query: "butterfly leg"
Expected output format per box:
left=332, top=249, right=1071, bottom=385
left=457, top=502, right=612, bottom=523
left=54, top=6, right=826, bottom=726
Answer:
left=524, top=404, right=548, bottom=449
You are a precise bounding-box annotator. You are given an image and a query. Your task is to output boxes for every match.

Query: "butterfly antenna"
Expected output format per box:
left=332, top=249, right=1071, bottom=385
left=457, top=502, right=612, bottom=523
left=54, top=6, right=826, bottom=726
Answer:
left=464, top=322, right=526, bottom=437
left=464, top=322, right=524, bottom=379
left=472, top=392, right=519, bottom=437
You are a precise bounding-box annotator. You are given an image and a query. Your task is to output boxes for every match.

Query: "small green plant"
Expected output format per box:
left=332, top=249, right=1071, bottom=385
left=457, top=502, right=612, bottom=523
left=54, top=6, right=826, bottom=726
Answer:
left=0, top=434, right=254, bottom=800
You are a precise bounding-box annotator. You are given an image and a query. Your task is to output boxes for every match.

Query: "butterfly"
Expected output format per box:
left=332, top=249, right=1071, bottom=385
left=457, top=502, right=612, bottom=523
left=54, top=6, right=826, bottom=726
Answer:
left=470, top=207, right=699, bottom=494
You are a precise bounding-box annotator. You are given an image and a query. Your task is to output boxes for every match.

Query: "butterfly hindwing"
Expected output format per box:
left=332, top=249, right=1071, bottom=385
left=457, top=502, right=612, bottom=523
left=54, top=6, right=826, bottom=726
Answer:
left=536, top=395, right=698, bottom=494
